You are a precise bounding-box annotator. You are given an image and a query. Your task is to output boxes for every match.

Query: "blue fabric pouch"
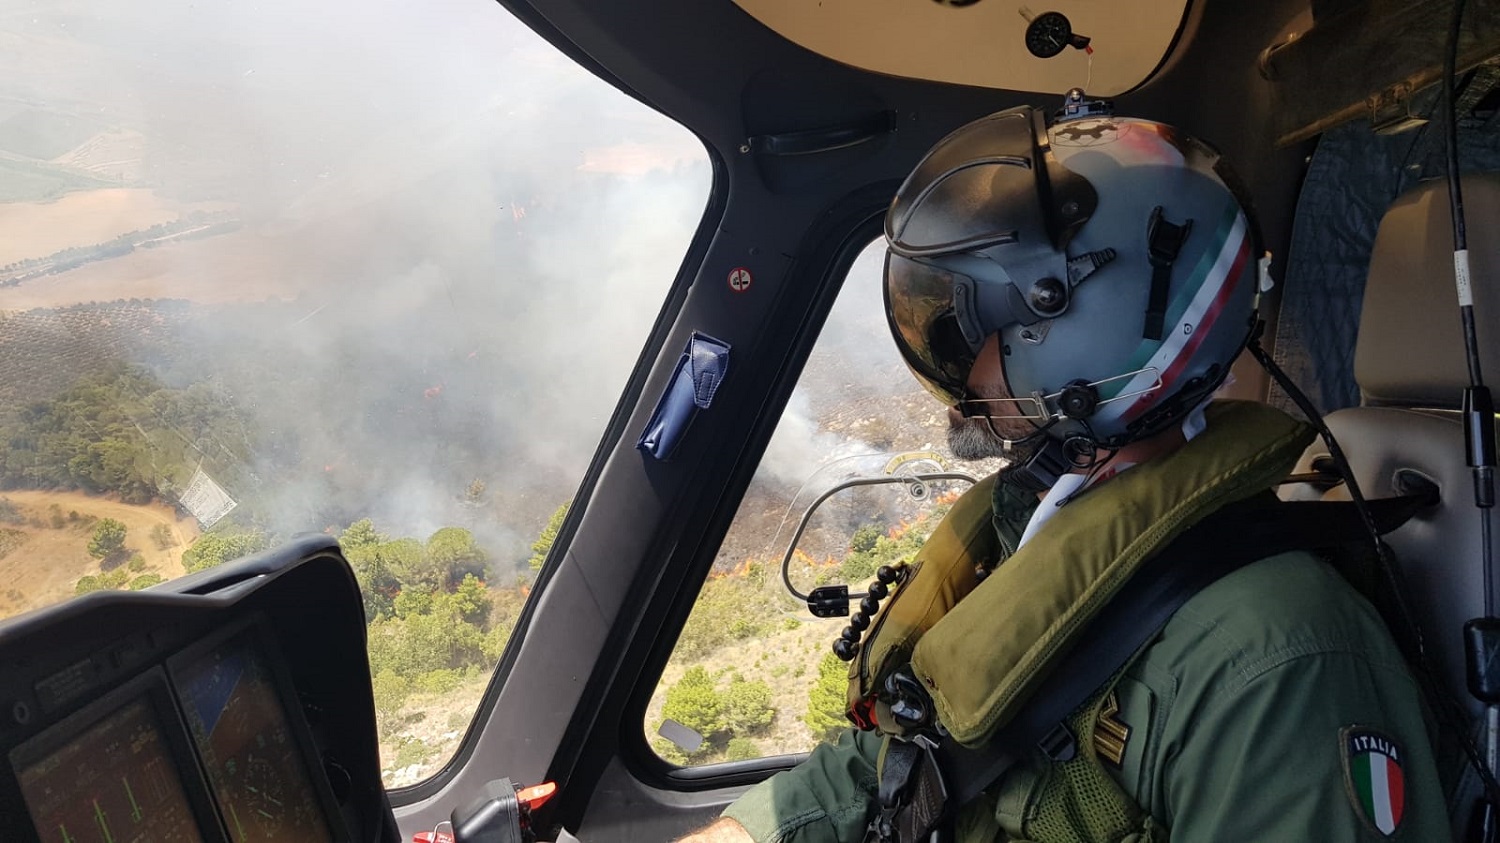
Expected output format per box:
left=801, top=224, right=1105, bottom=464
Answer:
left=637, top=332, right=730, bottom=460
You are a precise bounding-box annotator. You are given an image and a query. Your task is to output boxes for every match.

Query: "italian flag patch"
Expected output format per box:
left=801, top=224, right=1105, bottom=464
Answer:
left=1342, top=727, right=1406, bottom=837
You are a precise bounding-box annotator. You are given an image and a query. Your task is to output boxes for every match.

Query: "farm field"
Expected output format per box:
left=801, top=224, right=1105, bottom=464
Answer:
left=0, top=157, right=114, bottom=206
left=0, top=188, right=230, bottom=267
left=0, top=227, right=300, bottom=310
left=0, top=490, right=199, bottom=620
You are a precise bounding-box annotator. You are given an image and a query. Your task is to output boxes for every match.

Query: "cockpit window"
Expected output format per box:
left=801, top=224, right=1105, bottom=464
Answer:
left=647, top=241, right=999, bottom=766
left=0, top=0, right=708, bottom=789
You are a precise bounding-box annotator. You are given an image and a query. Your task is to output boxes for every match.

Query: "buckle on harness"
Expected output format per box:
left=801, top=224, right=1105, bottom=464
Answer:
left=867, top=738, right=951, bottom=843
left=1037, top=721, right=1078, bottom=762
left=885, top=669, right=935, bottom=732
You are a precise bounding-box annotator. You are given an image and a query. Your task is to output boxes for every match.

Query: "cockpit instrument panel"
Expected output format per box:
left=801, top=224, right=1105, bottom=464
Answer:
left=173, top=624, right=339, bottom=842
left=13, top=676, right=214, bottom=843
left=5, top=620, right=347, bottom=843
left=0, top=536, right=389, bottom=843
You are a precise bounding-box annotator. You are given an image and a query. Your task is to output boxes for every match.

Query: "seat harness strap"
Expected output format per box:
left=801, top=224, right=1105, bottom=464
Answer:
left=870, top=490, right=1434, bottom=842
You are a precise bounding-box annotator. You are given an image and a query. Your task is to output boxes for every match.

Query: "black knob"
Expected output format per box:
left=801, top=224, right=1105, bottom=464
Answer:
left=877, top=565, right=899, bottom=584
left=868, top=581, right=889, bottom=600
left=1030, top=278, right=1067, bottom=315
left=840, top=626, right=860, bottom=643
left=1058, top=379, right=1099, bottom=419
left=860, top=595, right=881, bottom=616
left=850, top=612, right=870, bottom=632
left=833, top=639, right=858, bottom=661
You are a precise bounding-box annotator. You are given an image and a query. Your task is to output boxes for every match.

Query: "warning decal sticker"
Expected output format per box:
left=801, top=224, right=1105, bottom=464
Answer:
left=728, top=267, right=752, bottom=293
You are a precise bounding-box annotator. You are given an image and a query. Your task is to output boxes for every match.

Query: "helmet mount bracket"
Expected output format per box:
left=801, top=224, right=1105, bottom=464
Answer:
left=1144, top=207, right=1193, bottom=341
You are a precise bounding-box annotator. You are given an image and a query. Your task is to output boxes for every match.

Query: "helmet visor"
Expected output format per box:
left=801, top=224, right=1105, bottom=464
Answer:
left=883, top=251, right=978, bottom=407
left=884, top=250, right=1044, bottom=406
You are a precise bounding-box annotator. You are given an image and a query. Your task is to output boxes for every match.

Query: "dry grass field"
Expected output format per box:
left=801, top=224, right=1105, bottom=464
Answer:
left=0, top=226, right=301, bottom=310
left=0, top=489, right=200, bottom=620
left=0, top=188, right=230, bottom=266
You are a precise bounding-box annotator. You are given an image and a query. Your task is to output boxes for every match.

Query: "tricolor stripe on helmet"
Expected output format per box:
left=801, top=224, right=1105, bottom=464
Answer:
left=1096, top=205, right=1251, bottom=425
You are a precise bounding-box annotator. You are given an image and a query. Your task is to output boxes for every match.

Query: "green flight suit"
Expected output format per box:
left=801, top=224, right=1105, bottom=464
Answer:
left=722, top=443, right=1450, bottom=843
left=724, top=549, right=1449, bottom=842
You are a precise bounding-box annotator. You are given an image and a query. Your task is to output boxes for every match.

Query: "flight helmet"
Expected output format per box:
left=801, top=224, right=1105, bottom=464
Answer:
left=884, top=94, right=1260, bottom=465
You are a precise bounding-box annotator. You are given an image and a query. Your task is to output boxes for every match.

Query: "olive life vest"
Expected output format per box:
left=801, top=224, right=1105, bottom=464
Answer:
left=850, top=401, right=1320, bottom=841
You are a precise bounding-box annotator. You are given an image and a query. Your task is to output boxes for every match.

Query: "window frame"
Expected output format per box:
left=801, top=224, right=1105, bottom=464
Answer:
left=380, top=141, right=726, bottom=809
left=616, top=210, right=891, bottom=791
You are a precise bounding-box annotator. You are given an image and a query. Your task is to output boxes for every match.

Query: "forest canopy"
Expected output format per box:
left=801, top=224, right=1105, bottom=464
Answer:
left=0, top=363, right=250, bottom=504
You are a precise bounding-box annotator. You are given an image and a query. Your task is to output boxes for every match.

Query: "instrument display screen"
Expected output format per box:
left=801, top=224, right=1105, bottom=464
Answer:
left=15, top=696, right=205, bottom=843
left=175, top=633, right=334, bottom=842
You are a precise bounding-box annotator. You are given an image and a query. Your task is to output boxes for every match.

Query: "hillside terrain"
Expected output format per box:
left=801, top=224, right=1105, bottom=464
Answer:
left=0, top=11, right=993, bottom=782
left=0, top=489, right=196, bottom=617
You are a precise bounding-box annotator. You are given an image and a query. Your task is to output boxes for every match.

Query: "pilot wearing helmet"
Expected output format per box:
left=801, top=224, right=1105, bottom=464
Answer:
left=677, top=98, right=1449, bottom=842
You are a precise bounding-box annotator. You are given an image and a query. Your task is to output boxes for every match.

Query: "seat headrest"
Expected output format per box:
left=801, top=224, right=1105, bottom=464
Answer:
left=1357, top=173, right=1500, bottom=408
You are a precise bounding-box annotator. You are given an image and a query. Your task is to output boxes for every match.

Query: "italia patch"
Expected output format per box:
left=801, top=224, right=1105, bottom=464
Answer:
left=1341, top=727, right=1406, bottom=837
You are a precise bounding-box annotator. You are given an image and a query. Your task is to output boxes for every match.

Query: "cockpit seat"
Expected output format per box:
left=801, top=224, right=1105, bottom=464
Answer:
left=1283, top=173, right=1500, bottom=820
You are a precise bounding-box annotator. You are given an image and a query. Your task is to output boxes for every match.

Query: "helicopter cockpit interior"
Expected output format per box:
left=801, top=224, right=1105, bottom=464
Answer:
left=1, top=0, right=1498, bottom=841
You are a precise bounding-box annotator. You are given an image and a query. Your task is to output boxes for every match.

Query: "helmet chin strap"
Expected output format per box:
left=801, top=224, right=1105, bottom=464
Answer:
left=973, top=414, right=1080, bottom=493
left=999, top=437, right=1073, bottom=493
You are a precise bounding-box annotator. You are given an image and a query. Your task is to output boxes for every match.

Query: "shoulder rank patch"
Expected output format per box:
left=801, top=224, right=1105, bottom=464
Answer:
left=1093, top=690, right=1131, bottom=768
left=1341, top=726, right=1406, bottom=837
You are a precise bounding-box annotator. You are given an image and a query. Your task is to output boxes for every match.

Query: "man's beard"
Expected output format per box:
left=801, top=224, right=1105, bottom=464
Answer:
left=948, top=416, right=1038, bottom=462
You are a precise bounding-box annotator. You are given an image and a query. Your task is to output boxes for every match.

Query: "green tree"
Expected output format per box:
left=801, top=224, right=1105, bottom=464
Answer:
left=380, top=537, right=436, bottom=591
left=529, top=501, right=570, bottom=569
left=449, top=573, right=494, bottom=627
left=392, top=587, right=436, bottom=619
left=724, top=737, right=760, bottom=762
left=75, top=568, right=129, bottom=594
left=835, top=510, right=940, bottom=586
left=426, top=527, right=487, bottom=587
left=181, top=528, right=270, bottom=573
left=339, top=518, right=384, bottom=550
left=804, top=652, right=849, bottom=743
left=370, top=669, right=411, bottom=728
left=366, top=603, right=488, bottom=677
left=661, top=666, right=724, bottom=745
left=721, top=677, right=775, bottom=735
left=129, top=573, right=165, bottom=590
left=0, top=364, right=251, bottom=504
left=675, top=574, right=779, bottom=660
left=87, top=518, right=127, bottom=560
left=850, top=524, right=882, bottom=555
left=345, top=540, right=400, bottom=621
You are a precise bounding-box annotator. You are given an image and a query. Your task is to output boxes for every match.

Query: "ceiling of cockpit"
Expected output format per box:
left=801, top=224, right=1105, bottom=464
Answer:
left=730, top=0, right=1190, bottom=96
